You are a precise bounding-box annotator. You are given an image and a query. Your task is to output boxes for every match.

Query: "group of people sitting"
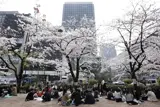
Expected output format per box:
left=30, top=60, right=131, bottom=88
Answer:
left=0, top=85, right=17, bottom=98
left=25, top=83, right=159, bottom=106
left=106, top=88, right=158, bottom=105
left=25, top=84, right=99, bottom=106
left=25, top=86, right=58, bottom=102
left=58, top=88, right=98, bottom=106
left=25, top=86, right=99, bottom=106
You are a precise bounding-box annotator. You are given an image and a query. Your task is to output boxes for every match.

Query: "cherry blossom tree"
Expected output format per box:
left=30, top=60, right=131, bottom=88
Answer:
left=0, top=13, right=40, bottom=92
left=30, top=17, right=97, bottom=83
left=142, top=33, right=160, bottom=72
left=112, top=2, right=160, bottom=80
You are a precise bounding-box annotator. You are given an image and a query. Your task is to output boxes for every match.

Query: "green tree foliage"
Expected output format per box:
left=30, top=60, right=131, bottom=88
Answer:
left=157, top=77, right=160, bottom=86
left=123, top=79, right=133, bottom=84
left=89, top=79, right=98, bottom=86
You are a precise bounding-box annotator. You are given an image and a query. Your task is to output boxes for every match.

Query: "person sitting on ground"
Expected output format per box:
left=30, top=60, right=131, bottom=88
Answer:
left=52, top=89, right=59, bottom=99
left=37, top=89, right=44, bottom=97
left=74, top=89, right=83, bottom=106
left=140, top=90, right=148, bottom=101
left=42, top=88, right=51, bottom=102
left=33, top=89, right=39, bottom=98
left=114, top=89, right=122, bottom=102
left=81, top=90, right=86, bottom=99
left=61, top=89, right=70, bottom=106
left=44, top=85, right=52, bottom=94
left=146, top=89, right=158, bottom=102
left=84, top=90, right=95, bottom=104
left=94, top=90, right=99, bottom=101
left=106, top=89, right=114, bottom=100
left=0, top=88, right=5, bottom=97
left=25, top=89, right=35, bottom=101
left=125, top=90, right=138, bottom=105
left=29, top=84, right=35, bottom=91
left=7, top=86, right=12, bottom=96
left=0, top=88, right=2, bottom=97
left=11, top=85, right=17, bottom=96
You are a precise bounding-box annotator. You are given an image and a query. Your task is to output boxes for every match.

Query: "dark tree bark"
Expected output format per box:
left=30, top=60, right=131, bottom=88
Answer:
left=66, top=55, right=76, bottom=82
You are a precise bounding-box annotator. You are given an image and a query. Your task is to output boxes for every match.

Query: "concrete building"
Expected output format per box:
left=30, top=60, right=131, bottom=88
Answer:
left=0, top=12, right=62, bottom=82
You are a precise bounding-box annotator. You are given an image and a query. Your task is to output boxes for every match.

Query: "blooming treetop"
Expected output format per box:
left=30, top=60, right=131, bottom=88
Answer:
left=23, top=16, right=97, bottom=75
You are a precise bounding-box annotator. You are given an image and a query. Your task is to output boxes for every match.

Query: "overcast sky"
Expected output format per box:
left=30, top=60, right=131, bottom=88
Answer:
left=2, top=0, right=158, bottom=26
left=1, top=0, right=160, bottom=54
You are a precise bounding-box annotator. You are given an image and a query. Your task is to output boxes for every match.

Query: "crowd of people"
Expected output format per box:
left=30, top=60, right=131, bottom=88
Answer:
left=25, top=83, right=99, bottom=106
left=105, top=88, right=158, bottom=105
left=25, top=82, right=159, bottom=106
left=0, top=85, right=17, bottom=98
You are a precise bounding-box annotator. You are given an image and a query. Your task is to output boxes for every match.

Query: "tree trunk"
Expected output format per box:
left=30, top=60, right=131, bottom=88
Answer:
left=75, top=58, right=80, bottom=83
left=17, top=78, right=22, bottom=93
left=131, top=72, right=137, bottom=80
left=17, top=60, right=24, bottom=93
left=73, top=78, right=78, bottom=90
left=131, top=71, right=140, bottom=100
left=73, top=78, right=78, bottom=82
left=66, top=55, right=76, bottom=81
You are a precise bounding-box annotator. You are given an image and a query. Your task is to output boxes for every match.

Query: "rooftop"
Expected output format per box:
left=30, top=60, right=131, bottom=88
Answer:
left=64, top=2, right=93, bottom=4
left=0, top=11, right=18, bottom=14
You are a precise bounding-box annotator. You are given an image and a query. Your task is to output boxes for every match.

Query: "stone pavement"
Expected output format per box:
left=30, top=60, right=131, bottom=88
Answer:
left=0, top=94, right=160, bottom=107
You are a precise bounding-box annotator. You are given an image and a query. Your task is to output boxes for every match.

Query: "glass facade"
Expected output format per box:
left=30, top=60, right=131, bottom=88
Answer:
left=0, top=11, right=18, bottom=26
left=62, top=2, right=95, bottom=27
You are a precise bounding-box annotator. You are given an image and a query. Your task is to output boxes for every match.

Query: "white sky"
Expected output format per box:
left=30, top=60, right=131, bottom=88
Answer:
left=1, top=0, right=158, bottom=26
left=1, top=0, right=160, bottom=54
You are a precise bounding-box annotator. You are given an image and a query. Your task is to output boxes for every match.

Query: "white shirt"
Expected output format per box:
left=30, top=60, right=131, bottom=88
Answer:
left=126, top=93, right=134, bottom=101
left=114, top=92, right=121, bottom=99
left=147, top=91, right=158, bottom=102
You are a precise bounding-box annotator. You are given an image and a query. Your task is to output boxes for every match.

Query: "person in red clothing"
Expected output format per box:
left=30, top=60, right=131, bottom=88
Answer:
left=37, top=90, right=44, bottom=97
left=45, top=86, right=52, bottom=93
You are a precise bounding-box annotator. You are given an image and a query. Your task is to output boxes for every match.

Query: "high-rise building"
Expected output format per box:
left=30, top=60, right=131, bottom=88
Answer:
left=62, top=2, right=97, bottom=72
left=0, top=11, right=23, bottom=46
left=0, top=11, right=18, bottom=27
left=62, top=2, right=95, bottom=28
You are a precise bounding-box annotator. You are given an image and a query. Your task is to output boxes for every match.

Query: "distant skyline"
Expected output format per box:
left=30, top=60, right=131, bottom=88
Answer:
left=1, top=0, right=160, bottom=54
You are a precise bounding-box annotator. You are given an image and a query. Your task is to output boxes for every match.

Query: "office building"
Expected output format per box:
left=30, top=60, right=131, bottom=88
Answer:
left=0, top=11, right=18, bottom=26
left=62, top=2, right=95, bottom=28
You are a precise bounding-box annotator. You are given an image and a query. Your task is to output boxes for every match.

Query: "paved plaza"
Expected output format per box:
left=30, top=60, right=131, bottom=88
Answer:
left=0, top=94, right=160, bottom=107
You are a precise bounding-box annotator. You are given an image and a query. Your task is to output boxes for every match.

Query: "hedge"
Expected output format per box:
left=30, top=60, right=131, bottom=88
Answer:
left=157, top=77, right=160, bottom=86
left=123, top=79, right=133, bottom=84
left=0, top=85, right=10, bottom=89
left=89, top=79, right=98, bottom=86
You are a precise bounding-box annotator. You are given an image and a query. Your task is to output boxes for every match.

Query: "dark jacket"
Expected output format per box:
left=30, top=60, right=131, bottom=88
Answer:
left=85, top=93, right=95, bottom=104
left=42, top=91, right=51, bottom=102
left=25, top=91, right=34, bottom=101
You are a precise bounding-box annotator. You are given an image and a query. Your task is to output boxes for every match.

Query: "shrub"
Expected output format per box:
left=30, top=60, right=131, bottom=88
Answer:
left=123, top=79, right=133, bottom=84
left=0, top=85, right=10, bottom=89
left=157, top=77, right=160, bottom=86
left=20, top=84, right=30, bottom=93
left=89, top=79, right=98, bottom=86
